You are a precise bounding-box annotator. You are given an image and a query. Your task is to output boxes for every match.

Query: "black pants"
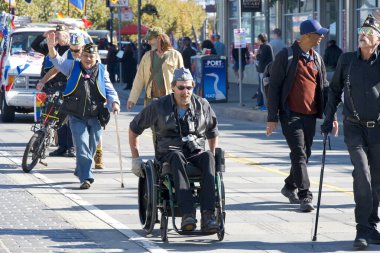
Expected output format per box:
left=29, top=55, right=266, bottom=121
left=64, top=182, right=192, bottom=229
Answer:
left=163, top=150, right=216, bottom=215
left=58, top=123, right=74, bottom=149
left=344, top=120, right=380, bottom=230
left=280, top=112, right=316, bottom=199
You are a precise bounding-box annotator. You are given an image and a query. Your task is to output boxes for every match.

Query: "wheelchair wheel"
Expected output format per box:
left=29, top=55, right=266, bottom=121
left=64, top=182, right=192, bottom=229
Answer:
left=217, top=173, right=226, bottom=241
left=138, top=160, right=157, bottom=234
left=22, top=130, right=46, bottom=173
left=160, top=202, right=168, bottom=242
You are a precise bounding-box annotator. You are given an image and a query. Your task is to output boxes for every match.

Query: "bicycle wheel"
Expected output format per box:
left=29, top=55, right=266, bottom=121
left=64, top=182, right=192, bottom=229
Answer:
left=22, top=130, right=45, bottom=173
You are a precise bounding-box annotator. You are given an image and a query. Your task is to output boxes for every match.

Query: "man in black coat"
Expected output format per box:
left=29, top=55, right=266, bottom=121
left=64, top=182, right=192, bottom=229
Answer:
left=322, top=14, right=380, bottom=249
left=266, top=19, right=330, bottom=212
left=31, top=25, right=74, bottom=158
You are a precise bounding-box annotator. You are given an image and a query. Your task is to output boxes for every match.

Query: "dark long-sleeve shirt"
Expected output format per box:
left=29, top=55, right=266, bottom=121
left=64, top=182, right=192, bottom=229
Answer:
left=324, top=49, right=380, bottom=122
left=256, top=43, right=274, bottom=73
left=31, top=35, right=69, bottom=84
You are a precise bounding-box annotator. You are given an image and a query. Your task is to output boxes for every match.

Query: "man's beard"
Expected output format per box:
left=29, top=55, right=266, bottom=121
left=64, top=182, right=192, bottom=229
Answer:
left=180, top=95, right=191, bottom=105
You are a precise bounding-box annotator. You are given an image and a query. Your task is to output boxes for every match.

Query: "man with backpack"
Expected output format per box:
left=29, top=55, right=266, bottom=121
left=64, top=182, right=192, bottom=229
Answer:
left=266, top=19, right=330, bottom=212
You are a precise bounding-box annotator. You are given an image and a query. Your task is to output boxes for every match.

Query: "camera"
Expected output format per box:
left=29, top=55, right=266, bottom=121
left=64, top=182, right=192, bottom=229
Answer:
left=182, top=134, right=202, bottom=154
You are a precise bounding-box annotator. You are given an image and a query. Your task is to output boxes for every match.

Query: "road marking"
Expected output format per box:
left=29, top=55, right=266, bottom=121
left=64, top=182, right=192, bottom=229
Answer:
left=226, top=153, right=354, bottom=196
left=0, top=151, right=167, bottom=253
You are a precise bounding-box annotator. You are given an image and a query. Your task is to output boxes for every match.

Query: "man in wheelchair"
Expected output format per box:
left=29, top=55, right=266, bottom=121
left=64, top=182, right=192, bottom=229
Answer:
left=129, top=67, right=220, bottom=233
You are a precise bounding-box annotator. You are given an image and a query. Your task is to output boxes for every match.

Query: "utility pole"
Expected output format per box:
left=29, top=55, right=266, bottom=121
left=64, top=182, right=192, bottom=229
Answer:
left=238, top=0, right=242, bottom=106
left=137, top=0, right=142, bottom=64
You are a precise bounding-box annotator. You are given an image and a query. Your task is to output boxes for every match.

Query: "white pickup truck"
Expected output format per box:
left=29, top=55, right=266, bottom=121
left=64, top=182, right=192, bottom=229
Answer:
left=0, top=26, right=51, bottom=122
left=0, top=21, right=92, bottom=122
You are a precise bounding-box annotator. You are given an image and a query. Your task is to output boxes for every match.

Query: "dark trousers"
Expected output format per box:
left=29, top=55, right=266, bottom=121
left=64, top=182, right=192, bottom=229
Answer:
left=58, top=123, right=74, bottom=149
left=344, top=120, right=380, bottom=230
left=163, top=150, right=216, bottom=215
left=280, top=112, right=316, bottom=199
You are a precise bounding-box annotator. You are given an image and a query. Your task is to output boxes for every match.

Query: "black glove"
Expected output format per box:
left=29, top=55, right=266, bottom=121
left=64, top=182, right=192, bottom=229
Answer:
left=321, top=121, right=333, bottom=135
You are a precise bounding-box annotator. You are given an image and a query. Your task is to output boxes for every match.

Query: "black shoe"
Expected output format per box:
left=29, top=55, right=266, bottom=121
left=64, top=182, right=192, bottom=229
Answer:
left=49, top=147, right=67, bottom=157
left=67, top=147, right=75, bottom=157
left=354, top=229, right=369, bottom=249
left=251, top=93, right=258, bottom=99
left=80, top=180, right=91, bottom=190
left=181, top=214, right=196, bottom=231
left=367, top=228, right=380, bottom=244
left=300, top=197, right=314, bottom=212
left=281, top=186, right=300, bottom=204
left=201, top=210, right=219, bottom=233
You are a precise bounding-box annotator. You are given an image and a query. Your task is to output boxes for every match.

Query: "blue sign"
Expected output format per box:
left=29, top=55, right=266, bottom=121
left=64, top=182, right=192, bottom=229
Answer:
left=203, top=58, right=227, bottom=102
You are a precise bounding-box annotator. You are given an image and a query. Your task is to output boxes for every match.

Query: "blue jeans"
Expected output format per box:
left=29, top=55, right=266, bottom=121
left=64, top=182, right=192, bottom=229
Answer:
left=69, top=115, right=102, bottom=183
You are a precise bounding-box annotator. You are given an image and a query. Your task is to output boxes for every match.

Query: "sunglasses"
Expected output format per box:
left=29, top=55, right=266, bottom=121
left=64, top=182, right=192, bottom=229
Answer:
left=70, top=48, right=81, bottom=53
left=358, top=27, right=380, bottom=36
left=176, top=85, right=193, bottom=91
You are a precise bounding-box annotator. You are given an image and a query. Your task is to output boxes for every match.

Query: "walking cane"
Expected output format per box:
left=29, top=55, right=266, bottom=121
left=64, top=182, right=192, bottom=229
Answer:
left=312, top=134, right=328, bottom=241
left=114, top=113, right=125, bottom=188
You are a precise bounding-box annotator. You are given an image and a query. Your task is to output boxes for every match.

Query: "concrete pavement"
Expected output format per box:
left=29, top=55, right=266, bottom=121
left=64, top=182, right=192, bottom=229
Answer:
left=0, top=82, right=363, bottom=252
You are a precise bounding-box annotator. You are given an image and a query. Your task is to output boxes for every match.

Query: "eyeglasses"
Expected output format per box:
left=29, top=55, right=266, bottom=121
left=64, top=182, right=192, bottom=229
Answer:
left=70, top=48, right=81, bottom=53
left=358, top=27, right=380, bottom=36
left=176, top=85, right=193, bottom=91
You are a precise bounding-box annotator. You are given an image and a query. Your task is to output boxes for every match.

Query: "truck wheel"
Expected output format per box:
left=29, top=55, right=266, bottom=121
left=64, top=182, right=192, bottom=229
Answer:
left=1, top=94, right=15, bottom=122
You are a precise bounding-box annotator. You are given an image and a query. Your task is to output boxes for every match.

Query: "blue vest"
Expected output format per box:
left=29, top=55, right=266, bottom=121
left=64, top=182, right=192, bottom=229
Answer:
left=63, top=60, right=106, bottom=99
left=44, top=50, right=74, bottom=70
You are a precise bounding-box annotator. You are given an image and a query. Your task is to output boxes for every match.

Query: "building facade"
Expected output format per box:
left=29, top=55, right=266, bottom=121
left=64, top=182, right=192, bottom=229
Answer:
left=216, top=0, right=380, bottom=84
left=217, top=0, right=380, bottom=54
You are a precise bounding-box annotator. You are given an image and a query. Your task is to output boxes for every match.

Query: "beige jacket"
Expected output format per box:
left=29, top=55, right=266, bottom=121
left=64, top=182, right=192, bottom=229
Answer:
left=128, top=48, right=184, bottom=104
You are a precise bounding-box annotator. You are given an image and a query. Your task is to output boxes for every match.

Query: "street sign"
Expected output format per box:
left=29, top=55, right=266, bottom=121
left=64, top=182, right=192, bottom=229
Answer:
left=121, top=7, right=134, bottom=21
left=233, top=28, right=247, bottom=48
left=241, top=0, right=262, bottom=13
left=110, top=0, right=129, bottom=7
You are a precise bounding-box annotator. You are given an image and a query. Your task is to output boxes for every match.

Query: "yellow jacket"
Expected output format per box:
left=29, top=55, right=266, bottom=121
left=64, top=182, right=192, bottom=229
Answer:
left=128, top=48, right=184, bottom=104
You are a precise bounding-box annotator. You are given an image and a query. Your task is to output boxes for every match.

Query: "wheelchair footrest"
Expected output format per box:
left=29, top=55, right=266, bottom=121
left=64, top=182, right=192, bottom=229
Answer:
left=176, top=230, right=221, bottom=236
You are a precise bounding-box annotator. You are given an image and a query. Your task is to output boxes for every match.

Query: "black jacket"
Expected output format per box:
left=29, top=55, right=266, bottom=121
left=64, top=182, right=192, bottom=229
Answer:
left=182, top=47, right=196, bottom=69
left=323, top=45, right=343, bottom=71
left=256, top=43, right=274, bottom=73
left=324, top=50, right=380, bottom=123
left=267, top=41, right=329, bottom=122
left=130, top=94, right=219, bottom=159
left=31, top=35, right=69, bottom=84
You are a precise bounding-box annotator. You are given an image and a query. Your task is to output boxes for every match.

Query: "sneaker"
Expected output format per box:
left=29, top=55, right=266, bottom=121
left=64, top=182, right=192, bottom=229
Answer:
left=300, top=197, right=315, bottom=212
left=94, top=150, right=105, bottom=169
left=181, top=214, right=196, bottom=231
left=49, top=146, right=67, bottom=157
left=80, top=180, right=91, bottom=190
left=201, top=210, right=219, bottom=233
left=281, top=186, right=300, bottom=204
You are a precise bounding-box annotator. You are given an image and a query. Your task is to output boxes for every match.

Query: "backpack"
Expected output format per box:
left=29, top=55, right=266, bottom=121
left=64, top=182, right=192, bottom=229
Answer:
left=262, top=47, right=321, bottom=106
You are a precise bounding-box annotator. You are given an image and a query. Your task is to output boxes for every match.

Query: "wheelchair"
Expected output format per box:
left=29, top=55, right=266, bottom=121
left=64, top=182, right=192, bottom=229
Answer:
left=137, top=148, right=226, bottom=242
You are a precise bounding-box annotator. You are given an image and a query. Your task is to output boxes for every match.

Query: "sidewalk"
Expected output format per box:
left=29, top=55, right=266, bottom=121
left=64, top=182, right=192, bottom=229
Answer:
left=0, top=153, right=144, bottom=253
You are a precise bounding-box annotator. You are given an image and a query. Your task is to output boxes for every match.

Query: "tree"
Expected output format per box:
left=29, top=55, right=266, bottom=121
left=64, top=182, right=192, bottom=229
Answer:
left=128, top=0, right=206, bottom=39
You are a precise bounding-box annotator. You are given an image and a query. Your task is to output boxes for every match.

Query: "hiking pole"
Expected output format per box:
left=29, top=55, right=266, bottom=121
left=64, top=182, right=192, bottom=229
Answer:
left=114, top=113, right=124, bottom=188
left=312, top=134, right=328, bottom=241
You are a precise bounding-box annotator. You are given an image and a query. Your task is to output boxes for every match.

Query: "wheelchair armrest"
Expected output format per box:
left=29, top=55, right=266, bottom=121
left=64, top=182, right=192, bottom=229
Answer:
left=215, top=147, right=225, bottom=172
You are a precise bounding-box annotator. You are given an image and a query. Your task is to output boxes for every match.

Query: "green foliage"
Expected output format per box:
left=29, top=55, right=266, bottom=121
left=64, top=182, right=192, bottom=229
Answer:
left=0, top=0, right=206, bottom=35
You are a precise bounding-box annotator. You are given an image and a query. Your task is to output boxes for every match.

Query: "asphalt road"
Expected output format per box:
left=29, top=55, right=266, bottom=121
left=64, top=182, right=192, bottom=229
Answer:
left=0, top=104, right=377, bottom=253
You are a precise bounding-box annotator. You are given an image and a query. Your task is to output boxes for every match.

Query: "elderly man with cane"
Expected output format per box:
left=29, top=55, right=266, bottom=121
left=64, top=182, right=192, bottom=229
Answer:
left=46, top=32, right=120, bottom=190
left=322, top=14, right=380, bottom=249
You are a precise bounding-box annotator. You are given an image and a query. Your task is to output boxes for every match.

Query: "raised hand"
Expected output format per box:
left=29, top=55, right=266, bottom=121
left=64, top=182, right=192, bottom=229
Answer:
left=46, top=32, right=56, bottom=48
